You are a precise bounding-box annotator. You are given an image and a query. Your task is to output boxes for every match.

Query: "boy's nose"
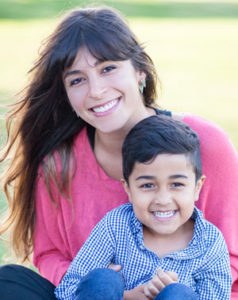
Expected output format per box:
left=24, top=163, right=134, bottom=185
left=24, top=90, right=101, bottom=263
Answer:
left=154, top=190, right=172, bottom=205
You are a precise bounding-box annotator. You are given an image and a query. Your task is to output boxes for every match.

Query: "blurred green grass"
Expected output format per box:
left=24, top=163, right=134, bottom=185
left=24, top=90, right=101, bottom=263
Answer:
left=1, top=0, right=238, bottom=264
left=0, top=0, right=238, bottom=19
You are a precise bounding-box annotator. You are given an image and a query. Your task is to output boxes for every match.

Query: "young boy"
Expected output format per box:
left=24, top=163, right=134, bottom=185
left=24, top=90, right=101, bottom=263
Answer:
left=55, top=116, right=231, bottom=300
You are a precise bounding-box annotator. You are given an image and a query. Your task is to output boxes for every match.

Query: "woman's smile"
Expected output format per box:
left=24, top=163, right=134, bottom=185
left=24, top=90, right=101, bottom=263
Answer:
left=89, top=96, right=121, bottom=116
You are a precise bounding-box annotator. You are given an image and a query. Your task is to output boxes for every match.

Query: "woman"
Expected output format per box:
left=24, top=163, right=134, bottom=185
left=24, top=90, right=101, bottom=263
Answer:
left=0, top=6, right=237, bottom=300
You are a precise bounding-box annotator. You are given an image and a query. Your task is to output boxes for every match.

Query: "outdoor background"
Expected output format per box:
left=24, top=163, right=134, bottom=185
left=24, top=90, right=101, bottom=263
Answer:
left=0, top=0, right=237, bottom=265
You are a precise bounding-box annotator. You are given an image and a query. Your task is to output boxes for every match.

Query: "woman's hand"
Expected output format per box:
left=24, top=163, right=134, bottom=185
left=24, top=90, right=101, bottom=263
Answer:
left=144, top=270, right=178, bottom=299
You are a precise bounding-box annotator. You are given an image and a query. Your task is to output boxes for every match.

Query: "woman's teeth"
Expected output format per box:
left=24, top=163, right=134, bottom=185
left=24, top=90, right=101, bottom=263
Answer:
left=92, top=99, right=118, bottom=113
left=153, top=211, right=176, bottom=218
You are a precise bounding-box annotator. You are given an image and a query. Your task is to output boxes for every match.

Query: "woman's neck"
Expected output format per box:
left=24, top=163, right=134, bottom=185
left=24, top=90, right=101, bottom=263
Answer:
left=97, top=106, right=156, bottom=149
left=93, top=106, right=155, bottom=180
left=93, top=129, right=128, bottom=181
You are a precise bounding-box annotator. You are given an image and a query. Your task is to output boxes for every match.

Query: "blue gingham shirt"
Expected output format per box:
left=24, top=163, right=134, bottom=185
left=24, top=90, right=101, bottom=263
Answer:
left=55, top=204, right=232, bottom=299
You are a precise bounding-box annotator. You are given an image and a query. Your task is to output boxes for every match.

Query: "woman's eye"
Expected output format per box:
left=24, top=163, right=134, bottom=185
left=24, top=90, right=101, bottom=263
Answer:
left=70, top=77, right=85, bottom=86
left=140, top=183, right=154, bottom=189
left=102, top=65, right=116, bottom=74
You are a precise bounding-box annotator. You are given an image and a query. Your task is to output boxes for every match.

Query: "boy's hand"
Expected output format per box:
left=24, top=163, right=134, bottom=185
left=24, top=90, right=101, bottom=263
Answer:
left=108, top=263, right=122, bottom=272
left=144, top=270, right=178, bottom=299
left=123, top=284, right=148, bottom=300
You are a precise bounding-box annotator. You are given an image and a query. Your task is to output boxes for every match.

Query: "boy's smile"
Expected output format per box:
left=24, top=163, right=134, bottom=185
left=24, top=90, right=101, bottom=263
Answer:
left=123, top=153, right=205, bottom=245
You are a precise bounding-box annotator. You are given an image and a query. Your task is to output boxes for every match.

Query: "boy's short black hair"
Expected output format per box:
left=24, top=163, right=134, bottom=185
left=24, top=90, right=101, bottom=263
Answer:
left=122, top=115, right=202, bottom=184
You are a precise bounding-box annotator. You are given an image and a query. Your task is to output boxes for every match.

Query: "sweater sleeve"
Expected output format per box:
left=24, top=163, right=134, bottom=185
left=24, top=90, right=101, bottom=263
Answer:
left=33, top=175, right=71, bottom=286
left=183, top=114, right=238, bottom=299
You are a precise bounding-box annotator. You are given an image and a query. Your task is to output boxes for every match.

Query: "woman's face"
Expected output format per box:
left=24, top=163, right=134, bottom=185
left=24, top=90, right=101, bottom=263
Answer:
left=63, top=47, right=148, bottom=133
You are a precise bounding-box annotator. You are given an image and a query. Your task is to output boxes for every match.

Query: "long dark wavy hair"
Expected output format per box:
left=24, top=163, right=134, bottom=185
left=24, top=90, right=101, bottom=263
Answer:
left=0, top=6, right=158, bottom=261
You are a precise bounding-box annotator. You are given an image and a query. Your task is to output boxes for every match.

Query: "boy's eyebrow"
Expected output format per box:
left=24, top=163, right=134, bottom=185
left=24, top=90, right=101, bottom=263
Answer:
left=135, top=174, right=188, bottom=181
left=135, top=175, right=156, bottom=181
left=169, top=174, right=188, bottom=179
left=64, top=60, right=104, bottom=80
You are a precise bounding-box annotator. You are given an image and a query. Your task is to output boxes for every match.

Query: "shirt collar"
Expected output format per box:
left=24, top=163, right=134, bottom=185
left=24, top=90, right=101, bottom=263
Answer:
left=168, top=206, right=209, bottom=259
left=130, top=205, right=209, bottom=259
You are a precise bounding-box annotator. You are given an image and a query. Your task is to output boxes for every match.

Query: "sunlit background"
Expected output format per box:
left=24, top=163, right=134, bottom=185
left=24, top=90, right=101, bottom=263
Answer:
left=0, top=0, right=238, bottom=263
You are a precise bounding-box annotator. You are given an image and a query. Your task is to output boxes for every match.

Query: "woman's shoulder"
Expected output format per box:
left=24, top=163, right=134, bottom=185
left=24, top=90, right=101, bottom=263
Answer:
left=173, top=112, right=225, bottom=135
left=173, top=112, right=235, bottom=152
left=175, top=113, right=237, bottom=182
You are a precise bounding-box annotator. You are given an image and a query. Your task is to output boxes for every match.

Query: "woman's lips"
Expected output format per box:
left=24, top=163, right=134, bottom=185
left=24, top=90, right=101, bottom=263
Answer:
left=90, top=97, right=121, bottom=116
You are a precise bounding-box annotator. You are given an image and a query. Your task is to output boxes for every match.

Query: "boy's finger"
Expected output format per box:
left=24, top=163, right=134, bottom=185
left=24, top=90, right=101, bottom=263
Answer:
left=150, top=274, right=165, bottom=291
left=157, top=269, right=175, bottom=285
left=108, top=264, right=122, bottom=272
left=165, top=271, right=178, bottom=281
left=144, top=280, right=160, bottom=298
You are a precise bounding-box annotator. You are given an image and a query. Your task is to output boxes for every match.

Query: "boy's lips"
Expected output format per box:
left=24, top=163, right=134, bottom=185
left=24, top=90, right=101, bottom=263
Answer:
left=153, top=210, right=177, bottom=219
left=90, top=97, right=121, bottom=113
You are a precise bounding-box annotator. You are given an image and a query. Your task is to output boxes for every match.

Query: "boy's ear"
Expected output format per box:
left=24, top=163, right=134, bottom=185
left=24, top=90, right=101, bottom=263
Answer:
left=121, top=178, right=132, bottom=202
left=195, top=175, right=206, bottom=201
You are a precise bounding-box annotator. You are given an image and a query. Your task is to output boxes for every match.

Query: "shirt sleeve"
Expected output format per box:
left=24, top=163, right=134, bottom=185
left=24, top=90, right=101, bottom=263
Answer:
left=183, top=114, right=238, bottom=299
left=54, top=214, right=116, bottom=300
left=194, top=233, right=232, bottom=300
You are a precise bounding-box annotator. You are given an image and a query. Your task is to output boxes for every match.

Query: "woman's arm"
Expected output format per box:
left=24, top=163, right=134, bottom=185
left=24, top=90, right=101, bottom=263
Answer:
left=33, top=175, right=72, bottom=285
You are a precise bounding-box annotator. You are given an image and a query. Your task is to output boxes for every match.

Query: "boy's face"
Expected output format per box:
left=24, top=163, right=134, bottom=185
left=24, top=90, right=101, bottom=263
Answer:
left=123, top=153, right=205, bottom=239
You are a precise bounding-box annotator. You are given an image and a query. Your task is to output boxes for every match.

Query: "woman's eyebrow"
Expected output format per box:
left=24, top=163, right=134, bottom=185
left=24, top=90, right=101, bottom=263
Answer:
left=64, top=70, right=82, bottom=80
left=64, top=60, right=105, bottom=80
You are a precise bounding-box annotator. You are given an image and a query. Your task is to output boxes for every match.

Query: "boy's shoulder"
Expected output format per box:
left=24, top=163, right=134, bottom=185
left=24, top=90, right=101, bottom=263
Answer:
left=104, top=203, right=134, bottom=224
left=194, top=207, right=228, bottom=255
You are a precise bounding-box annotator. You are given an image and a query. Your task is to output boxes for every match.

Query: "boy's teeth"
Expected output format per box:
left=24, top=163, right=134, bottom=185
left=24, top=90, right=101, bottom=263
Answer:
left=92, top=99, right=117, bottom=113
left=153, top=211, right=175, bottom=218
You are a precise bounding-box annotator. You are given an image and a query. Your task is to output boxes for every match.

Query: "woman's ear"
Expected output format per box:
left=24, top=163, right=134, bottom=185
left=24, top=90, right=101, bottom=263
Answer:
left=138, top=71, right=146, bottom=83
left=195, top=175, right=206, bottom=201
left=121, top=178, right=132, bottom=202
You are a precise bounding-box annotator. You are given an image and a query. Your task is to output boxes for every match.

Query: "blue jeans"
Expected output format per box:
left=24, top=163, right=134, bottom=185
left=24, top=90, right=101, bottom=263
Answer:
left=75, top=268, right=124, bottom=300
left=155, top=283, right=198, bottom=300
left=75, top=268, right=197, bottom=300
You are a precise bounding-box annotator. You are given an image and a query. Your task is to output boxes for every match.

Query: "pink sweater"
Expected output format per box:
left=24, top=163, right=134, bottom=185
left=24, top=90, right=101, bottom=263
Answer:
left=33, top=114, right=238, bottom=298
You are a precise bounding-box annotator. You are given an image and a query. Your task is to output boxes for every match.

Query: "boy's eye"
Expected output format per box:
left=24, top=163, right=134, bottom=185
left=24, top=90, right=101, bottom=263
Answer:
left=70, top=77, right=85, bottom=86
left=171, top=182, right=184, bottom=188
left=102, top=65, right=116, bottom=73
left=140, top=183, right=155, bottom=189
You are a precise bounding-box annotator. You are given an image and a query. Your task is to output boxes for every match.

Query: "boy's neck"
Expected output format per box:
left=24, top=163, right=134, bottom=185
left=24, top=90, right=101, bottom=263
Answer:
left=143, top=219, right=195, bottom=258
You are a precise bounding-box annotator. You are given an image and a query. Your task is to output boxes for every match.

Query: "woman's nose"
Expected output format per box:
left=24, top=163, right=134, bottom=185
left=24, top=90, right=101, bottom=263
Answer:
left=88, top=77, right=107, bottom=99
